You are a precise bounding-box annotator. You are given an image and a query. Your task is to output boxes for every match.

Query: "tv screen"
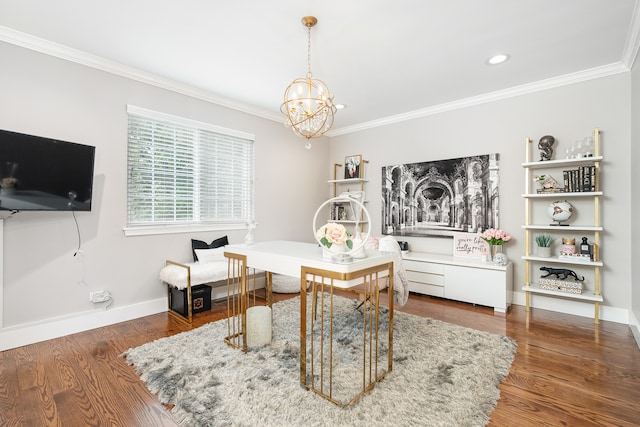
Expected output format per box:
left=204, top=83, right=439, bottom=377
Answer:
left=0, top=129, right=95, bottom=211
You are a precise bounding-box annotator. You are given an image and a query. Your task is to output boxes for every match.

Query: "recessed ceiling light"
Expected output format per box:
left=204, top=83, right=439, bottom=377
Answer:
left=487, top=54, right=511, bottom=65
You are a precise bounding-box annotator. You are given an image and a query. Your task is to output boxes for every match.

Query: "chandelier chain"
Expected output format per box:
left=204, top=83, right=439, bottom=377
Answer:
left=306, top=26, right=312, bottom=79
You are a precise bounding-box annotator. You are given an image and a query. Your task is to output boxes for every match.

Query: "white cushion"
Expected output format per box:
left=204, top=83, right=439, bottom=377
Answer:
left=194, top=247, right=226, bottom=263
left=378, top=235, right=400, bottom=253
left=272, top=274, right=308, bottom=293
left=160, top=261, right=229, bottom=290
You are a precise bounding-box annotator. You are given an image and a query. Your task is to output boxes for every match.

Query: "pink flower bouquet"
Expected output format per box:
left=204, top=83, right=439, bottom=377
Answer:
left=316, top=222, right=353, bottom=250
left=479, top=228, right=512, bottom=246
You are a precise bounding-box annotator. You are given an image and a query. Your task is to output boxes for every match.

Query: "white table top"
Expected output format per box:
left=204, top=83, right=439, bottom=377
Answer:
left=225, top=240, right=395, bottom=281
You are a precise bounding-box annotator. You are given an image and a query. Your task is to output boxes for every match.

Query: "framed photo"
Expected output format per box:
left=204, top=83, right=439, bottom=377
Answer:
left=381, top=153, right=500, bottom=237
left=344, top=155, right=362, bottom=179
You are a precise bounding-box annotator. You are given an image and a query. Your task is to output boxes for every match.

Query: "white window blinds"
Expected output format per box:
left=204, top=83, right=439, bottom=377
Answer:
left=125, top=105, right=255, bottom=235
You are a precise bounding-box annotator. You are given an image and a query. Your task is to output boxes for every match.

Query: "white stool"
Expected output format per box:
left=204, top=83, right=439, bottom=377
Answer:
left=246, top=306, right=272, bottom=348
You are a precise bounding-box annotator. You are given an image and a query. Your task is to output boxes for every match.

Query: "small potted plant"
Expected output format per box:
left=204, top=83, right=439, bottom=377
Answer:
left=535, top=233, right=553, bottom=257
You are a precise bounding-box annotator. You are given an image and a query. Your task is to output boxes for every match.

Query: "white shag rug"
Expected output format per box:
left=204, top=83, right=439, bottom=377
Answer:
left=123, top=295, right=516, bottom=427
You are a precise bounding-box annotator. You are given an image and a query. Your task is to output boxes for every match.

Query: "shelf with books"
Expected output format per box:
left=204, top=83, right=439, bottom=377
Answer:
left=521, top=156, right=603, bottom=169
left=329, top=159, right=369, bottom=232
left=521, top=283, right=603, bottom=303
left=522, top=224, right=603, bottom=231
left=522, top=128, right=603, bottom=323
left=521, top=255, right=603, bottom=267
left=522, top=191, right=603, bottom=198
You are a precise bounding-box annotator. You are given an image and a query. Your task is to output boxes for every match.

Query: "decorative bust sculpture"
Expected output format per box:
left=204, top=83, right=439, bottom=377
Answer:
left=538, top=135, right=555, bottom=161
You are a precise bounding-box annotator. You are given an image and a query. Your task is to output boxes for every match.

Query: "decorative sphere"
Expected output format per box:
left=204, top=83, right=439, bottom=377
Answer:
left=548, top=200, right=574, bottom=224
left=493, top=252, right=508, bottom=266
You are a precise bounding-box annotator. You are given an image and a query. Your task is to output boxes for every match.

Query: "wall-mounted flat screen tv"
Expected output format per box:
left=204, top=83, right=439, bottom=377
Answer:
left=0, top=129, right=95, bottom=211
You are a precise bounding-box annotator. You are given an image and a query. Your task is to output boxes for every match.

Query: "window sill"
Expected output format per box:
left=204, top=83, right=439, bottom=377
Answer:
left=123, top=223, right=244, bottom=237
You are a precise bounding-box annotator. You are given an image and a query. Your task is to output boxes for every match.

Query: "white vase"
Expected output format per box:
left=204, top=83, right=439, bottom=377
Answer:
left=537, top=246, right=551, bottom=257
left=322, top=242, right=346, bottom=260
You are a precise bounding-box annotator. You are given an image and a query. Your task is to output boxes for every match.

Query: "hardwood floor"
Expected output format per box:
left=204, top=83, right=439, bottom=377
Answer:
left=1, top=292, right=639, bottom=426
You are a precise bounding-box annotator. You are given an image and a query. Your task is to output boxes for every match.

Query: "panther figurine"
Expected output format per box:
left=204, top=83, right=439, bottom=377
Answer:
left=540, top=266, right=584, bottom=281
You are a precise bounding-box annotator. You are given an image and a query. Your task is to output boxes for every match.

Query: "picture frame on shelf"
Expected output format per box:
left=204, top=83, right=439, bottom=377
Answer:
left=344, top=154, right=362, bottom=179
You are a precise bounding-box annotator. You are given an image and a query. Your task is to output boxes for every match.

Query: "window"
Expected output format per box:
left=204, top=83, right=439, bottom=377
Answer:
left=125, top=105, right=255, bottom=236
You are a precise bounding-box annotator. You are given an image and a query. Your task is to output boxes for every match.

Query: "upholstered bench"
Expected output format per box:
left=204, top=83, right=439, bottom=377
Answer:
left=160, top=260, right=230, bottom=323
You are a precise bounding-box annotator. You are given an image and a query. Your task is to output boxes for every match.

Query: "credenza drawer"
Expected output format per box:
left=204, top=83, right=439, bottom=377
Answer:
left=402, top=251, right=512, bottom=313
left=405, top=271, right=444, bottom=286
left=408, top=281, right=445, bottom=297
left=403, top=260, right=445, bottom=275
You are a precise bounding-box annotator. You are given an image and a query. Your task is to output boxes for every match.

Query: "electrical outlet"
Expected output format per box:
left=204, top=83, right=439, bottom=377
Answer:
left=89, top=290, right=111, bottom=303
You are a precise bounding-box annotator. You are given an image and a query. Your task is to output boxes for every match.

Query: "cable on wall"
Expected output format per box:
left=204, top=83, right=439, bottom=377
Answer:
left=72, top=210, right=83, bottom=256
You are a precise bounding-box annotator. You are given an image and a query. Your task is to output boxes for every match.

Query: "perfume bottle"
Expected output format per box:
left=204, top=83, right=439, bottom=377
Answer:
left=580, top=236, right=592, bottom=259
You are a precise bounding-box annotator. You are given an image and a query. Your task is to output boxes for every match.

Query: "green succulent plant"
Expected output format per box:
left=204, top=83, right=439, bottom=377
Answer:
left=535, top=233, right=553, bottom=247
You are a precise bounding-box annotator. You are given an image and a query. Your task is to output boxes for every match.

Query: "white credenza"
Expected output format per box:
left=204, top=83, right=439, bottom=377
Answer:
left=402, top=252, right=513, bottom=313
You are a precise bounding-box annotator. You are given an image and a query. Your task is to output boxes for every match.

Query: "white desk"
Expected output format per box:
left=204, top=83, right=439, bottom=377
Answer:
left=225, top=240, right=394, bottom=282
left=224, top=240, right=395, bottom=406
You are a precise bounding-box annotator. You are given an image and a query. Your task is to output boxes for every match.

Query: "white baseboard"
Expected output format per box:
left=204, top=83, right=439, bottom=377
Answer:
left=512, top=291, right=629, bottom=324
left=209, top=276, right=266, bottom=301
left=0, top=298, right=167, bottom=352
left=0, top=277, right=269, bottom=352
left=3, top=286, right=628, bottom=352
left=630, top=311, right=640, bottom=349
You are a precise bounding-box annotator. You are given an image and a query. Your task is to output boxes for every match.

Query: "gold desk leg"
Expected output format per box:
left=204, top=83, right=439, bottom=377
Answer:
left=224, top=252, right=248, bottom=352
left=266, top=271, right=273, bottom=309
left=300, top=274, right=308, bottom=385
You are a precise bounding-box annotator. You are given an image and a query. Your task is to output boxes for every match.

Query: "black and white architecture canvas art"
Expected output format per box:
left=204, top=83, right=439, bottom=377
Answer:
left=382, top=154, right=500, bottom=237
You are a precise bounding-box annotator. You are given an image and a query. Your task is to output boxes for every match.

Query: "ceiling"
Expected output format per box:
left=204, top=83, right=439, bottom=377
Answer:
left=0, top=1, right=638, bottom=135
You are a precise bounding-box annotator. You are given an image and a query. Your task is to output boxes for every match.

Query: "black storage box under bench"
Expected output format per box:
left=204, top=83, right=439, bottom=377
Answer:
left=170, top=284, right=212, bottom=318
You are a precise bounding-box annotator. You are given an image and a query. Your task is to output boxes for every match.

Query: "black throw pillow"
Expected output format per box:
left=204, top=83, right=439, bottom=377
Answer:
left=191, top=236, right=229, bottom=262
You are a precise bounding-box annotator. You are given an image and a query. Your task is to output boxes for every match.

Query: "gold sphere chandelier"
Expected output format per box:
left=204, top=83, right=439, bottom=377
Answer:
left=281, top=16, right=337, bottom=149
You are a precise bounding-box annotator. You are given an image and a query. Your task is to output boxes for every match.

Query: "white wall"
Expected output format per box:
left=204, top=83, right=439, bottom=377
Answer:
left=631, top=62, right=640, bottom=346
left=0, top=38, right=635, bottom=350
left=0, top=41, right=329, bottom=346
left=329, top=74, right=632, bottom=323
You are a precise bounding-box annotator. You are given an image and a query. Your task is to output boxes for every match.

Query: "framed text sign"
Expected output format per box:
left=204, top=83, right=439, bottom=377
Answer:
left=452, top=232, right=486, bottom=259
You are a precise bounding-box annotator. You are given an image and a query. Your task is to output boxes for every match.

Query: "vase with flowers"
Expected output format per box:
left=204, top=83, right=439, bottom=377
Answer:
left=316, top=222, right=353, bottom=260
left=479, top=228, right=512, bottom=265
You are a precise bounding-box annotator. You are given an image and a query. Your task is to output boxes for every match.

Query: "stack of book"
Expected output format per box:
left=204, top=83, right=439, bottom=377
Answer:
left=331, top=204, right=347, bottom=221
left=558, top=253, right=593, bottom=263
left=563, top=165, right=597, bottom=192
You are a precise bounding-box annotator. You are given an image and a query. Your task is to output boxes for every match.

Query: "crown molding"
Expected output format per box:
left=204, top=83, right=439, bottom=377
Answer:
left=327, top=62, right=630, bottom=137
left=622, top=0, right=640, bottom=69
left=0, top=25, right=634, bottom=139
left=0, top=26, right=282, bottom=123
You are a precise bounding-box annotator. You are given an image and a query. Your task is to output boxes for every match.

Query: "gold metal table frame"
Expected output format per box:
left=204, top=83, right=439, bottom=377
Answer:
left=301, top=262, right=394, bottom=407
left=222, top=241, right=396, bottom=406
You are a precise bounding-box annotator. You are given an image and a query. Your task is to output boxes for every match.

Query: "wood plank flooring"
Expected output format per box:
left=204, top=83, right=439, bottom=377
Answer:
left=1, top=292, right=638, bottom=426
